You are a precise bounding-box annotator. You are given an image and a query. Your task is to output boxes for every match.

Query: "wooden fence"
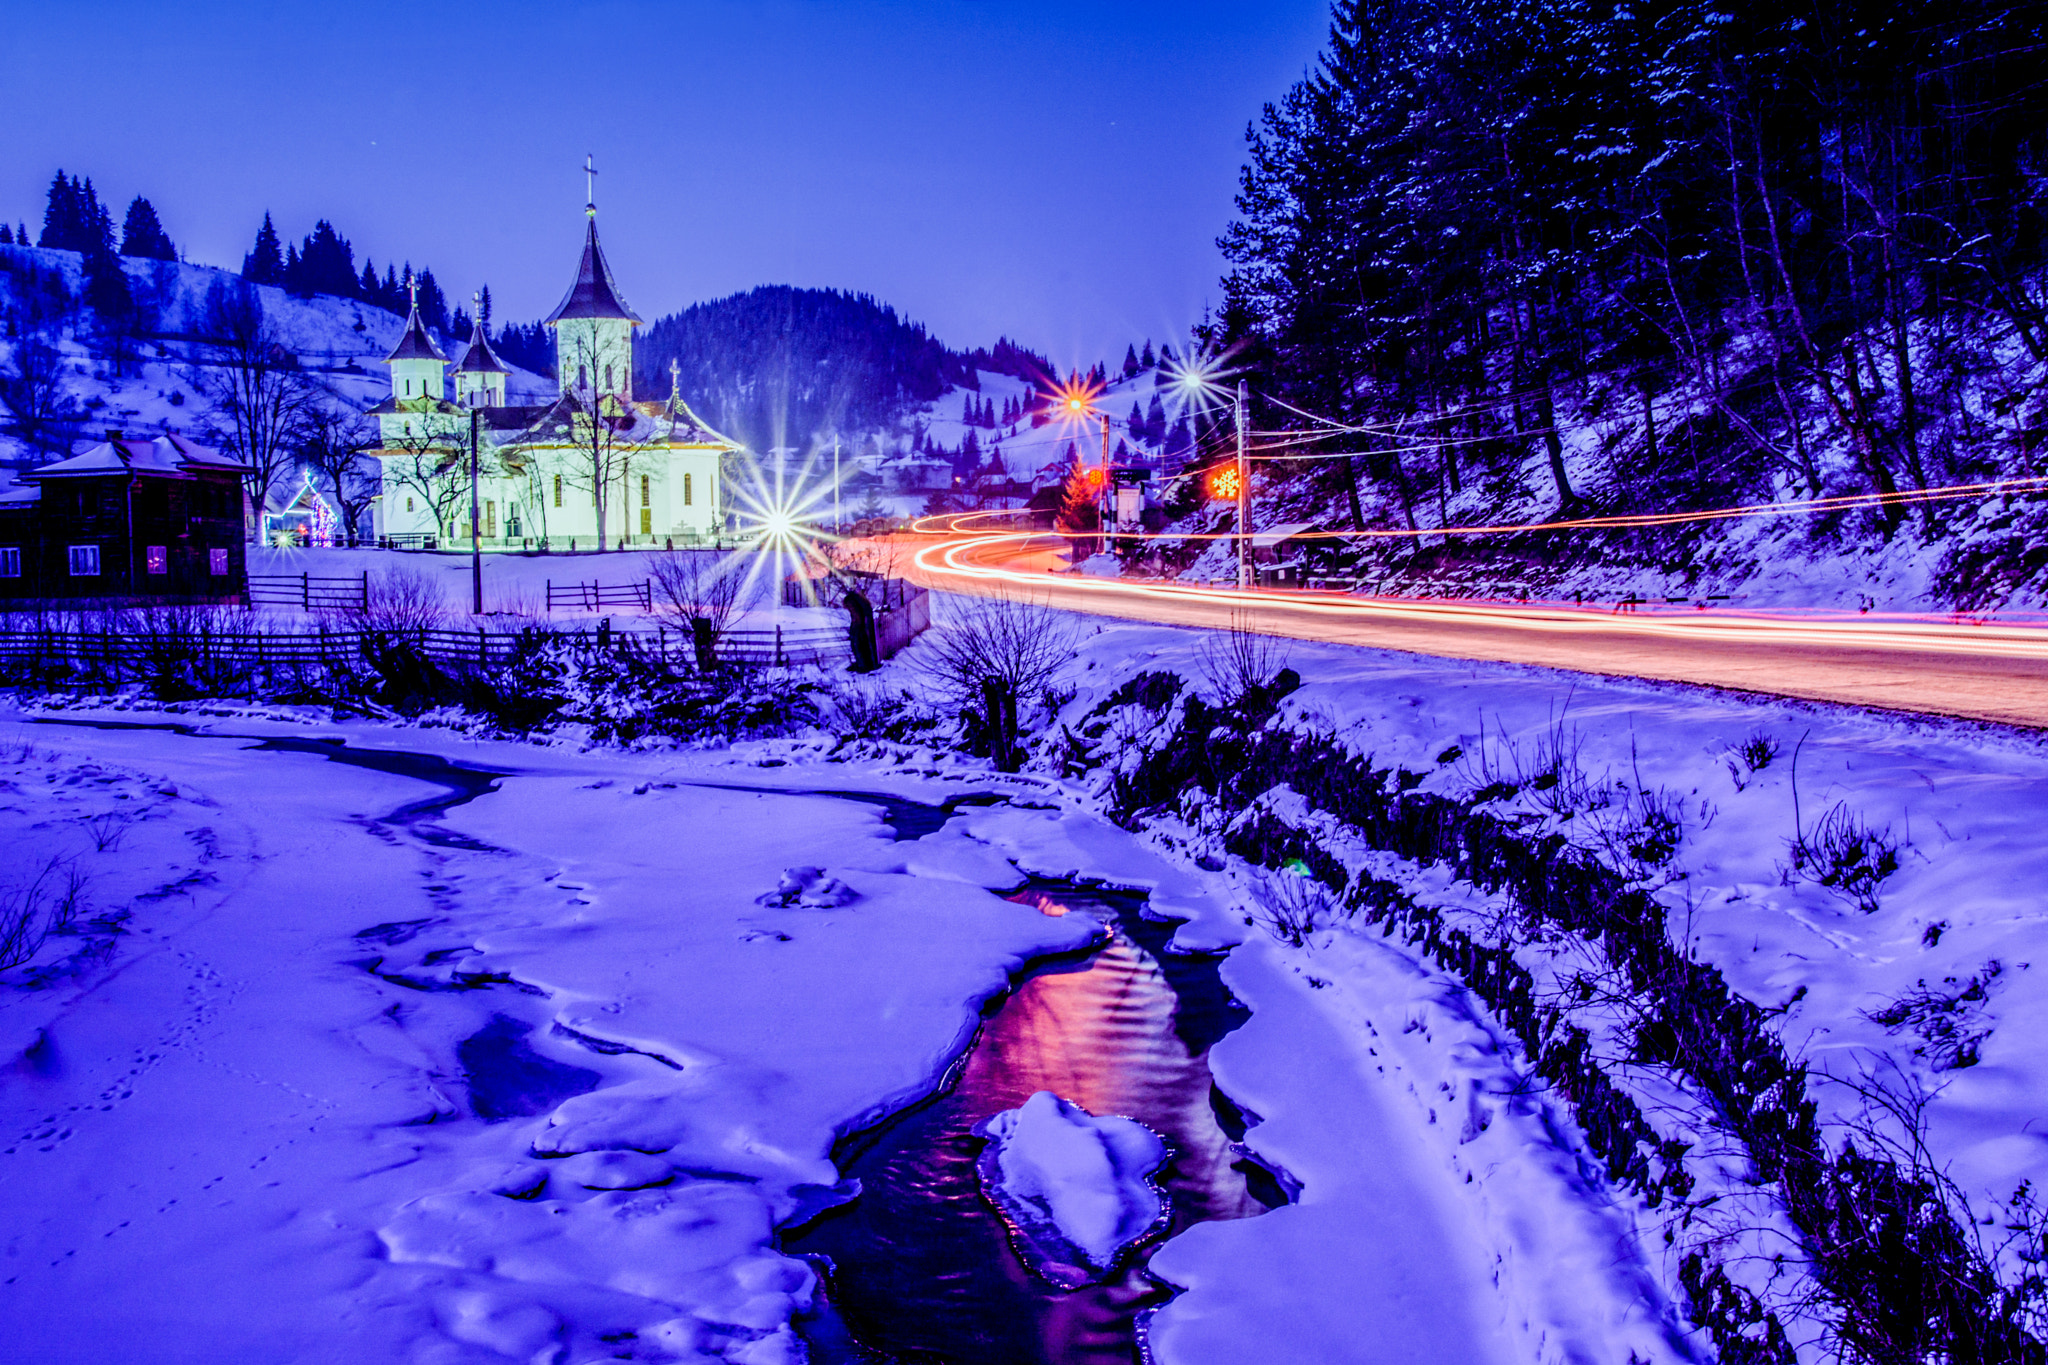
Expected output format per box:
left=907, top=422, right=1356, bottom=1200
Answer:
left=545, top=579, right=653, bottom=613
left=246, top=573, right=371, bottom=612
left=0, top=619, right=851, bottom=673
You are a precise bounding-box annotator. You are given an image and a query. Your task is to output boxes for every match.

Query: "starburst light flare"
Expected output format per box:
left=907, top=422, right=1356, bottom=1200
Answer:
left=722, top=444, right=847, bottom=611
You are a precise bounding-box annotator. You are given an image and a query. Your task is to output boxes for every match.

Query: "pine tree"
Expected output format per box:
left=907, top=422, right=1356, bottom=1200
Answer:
left=416, top=269, right=448, bottom=333
left=282, top=243, right=305, bottom=295
left=297, top=220, right=355, bottom=297
left=119, top=196, right=176, bottom=260
left=1140, top=340, right=1156, bottom=369
left=359, top=260, right=380, bottom=299
left=1145, top=393, right=1166, bottom=446
left=243, top=213, right=283, bottom=284
left=478, top=285, right=492, bottom=328
left=1123, top=344, right=1140, bottom=378
left=39, top=172, right=92, bottom=252
left=1128, top=401, right=1145, bottom=442
left=0, top=225, right=11, bottom=246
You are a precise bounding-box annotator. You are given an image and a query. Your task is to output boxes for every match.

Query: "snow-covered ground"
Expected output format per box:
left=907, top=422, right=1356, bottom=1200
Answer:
left=6, top=595, right=2048, bottom=1360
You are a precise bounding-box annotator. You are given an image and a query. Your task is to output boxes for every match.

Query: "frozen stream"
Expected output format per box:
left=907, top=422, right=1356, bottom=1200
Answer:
left=14, top=720, right=1271, bottom=1363
left=0, top=706, right=1556, bottom=1364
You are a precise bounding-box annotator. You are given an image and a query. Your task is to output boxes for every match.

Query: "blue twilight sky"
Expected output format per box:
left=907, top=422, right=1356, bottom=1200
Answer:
left=0, top=0, right=1331, bottom=367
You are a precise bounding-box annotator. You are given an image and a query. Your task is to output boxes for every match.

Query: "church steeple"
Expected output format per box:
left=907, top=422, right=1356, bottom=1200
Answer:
left=544, top=158, right=640, bottom=401
left=455, top=294, right=509, bottom=408
left=385, top=272, right=447, bottom=403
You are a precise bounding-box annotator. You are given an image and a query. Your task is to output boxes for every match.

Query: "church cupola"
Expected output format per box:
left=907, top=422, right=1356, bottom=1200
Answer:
left=544, top=158, right=641, bottom=403
left=454, top=303, right=510, bottom=408
left=385, top=280, right=448, bottom=404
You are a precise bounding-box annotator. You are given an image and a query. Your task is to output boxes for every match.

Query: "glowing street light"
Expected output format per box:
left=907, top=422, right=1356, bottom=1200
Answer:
left=1166, top=352, right=1252, bottom=589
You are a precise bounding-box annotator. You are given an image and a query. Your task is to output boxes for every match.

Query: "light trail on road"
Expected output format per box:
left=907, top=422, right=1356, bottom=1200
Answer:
left=900, top=529, right=2048, bottom=729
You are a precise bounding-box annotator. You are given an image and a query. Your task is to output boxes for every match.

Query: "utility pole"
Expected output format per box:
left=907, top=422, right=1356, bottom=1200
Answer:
left=1235, top=380, right=1250, bottom=589
left=1099, top=412, right=1111, bottom=555
left=469, top=407, right=483, bottom=614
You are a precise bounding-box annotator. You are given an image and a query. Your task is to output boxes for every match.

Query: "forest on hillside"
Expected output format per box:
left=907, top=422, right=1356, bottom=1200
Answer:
left=1216, top=0, right=2048, bottom=585
left=634, top=286, right=1049, bottom=454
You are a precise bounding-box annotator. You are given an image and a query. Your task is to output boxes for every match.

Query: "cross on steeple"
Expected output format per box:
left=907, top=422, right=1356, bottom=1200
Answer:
left=406, top=269, right=418, bottom=311
left=669, top=357, right=681, bottom=404
left=584, top=153, right=598, bottom=218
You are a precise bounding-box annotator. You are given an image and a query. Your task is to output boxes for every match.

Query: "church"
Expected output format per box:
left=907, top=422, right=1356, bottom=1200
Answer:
left=368, top=199, right=736, bottom=549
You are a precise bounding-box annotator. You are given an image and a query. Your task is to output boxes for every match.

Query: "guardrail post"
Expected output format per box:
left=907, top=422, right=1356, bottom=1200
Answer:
left=545, top=579, right=552, bottom=616
left=360, top=572, right=369, bottom=612
left=301, top=572, right=309, bottom=612
left=775, top=624, right=784, bottom=667
left=478, top=626, right=487, bottom=668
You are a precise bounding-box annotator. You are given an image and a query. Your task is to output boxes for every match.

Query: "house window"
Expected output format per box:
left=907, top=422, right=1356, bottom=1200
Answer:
left=0, top=548, right=18, bottom=578
left=145, top=545, right=167, bottom=575
left=683, top=472, right=692, bottom=506
left=640, top=474, right=650, bottom=507
left=208, top=548, right=229, bottom=576
left=553, top=474, right=563, bottom=508
left=68, top=545, right=100, bottom=577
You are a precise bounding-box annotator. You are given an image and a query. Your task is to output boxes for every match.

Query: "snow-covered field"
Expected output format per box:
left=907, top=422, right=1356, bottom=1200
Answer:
left=4, top=598, right=2048, bottom=1361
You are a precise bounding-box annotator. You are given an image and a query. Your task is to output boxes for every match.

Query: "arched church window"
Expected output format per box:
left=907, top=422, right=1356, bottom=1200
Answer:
left=683, top=472, right=692, bottom=506
left=578, top=364, right=588, bottom=390
left=553, top=474, right=563, bottom=508
left=640, top=474, right=650, bottom=507
left=605, top=365, right=614, bottom=390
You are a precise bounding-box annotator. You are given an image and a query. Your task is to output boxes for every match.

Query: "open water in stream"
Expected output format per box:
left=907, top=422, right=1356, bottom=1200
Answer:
left=784, top=883, right=1278, bottom=1365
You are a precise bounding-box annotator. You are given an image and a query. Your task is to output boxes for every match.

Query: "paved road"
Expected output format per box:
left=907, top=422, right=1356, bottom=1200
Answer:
left=902, top=531, right=2048, bottom=730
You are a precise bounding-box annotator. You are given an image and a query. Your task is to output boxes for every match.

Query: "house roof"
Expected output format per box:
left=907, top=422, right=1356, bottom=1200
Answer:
left=385, top=304, right=447, bottom=363
left=489, top=391, right=737, bottom=452
left=455, top=317, right=510, bottom=374
left=1250, top=521, right=1318, bottom=550
left=544, top=218, right=641, bottom=326
left=25, top=434, right=249, bottom=481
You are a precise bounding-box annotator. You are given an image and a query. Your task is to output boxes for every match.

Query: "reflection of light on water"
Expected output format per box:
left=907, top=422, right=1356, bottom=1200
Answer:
left=783, top=887, right=1263, bottom=1365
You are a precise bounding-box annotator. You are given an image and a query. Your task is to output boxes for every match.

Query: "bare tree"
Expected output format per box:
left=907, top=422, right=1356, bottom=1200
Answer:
left=379, top=419, right=468, bottom=545
left=915, top=592, right=1078, bottom=771
left=0, top=336, right=81, bottom=459
left=298, top=406, right=379, bottom=545
left=200, top=281, right=317, bottom=522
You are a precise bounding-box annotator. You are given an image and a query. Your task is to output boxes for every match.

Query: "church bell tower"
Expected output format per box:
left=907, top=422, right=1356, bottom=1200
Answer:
left=544, top=156, right=641, bottom=402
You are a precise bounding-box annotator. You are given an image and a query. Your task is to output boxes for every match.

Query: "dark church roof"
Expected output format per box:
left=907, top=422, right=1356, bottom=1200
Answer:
left=544, top=218, right=641, bottom=326
left=385, top=304, right=447, bottom=363
left=455, top=316, right=511, bottom=374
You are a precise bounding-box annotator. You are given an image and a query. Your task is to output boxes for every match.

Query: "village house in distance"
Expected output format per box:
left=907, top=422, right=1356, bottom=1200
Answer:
left=369, top=193, right=736, bottom=550
left=0, top=434, right=250, bottom=603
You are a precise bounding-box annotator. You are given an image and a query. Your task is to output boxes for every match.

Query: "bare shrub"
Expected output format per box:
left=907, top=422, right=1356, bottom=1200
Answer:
left=1786, top=800, right=1901, bottom=913
left=82, top=811, right=127, bottom=853
left=1727, top=728, right=1782, bottom=790
left=352, top=565, right=450, bottom=633
left=1249, top=864, right=1333, bottom=947
left=916, top=592, right=1079, bottom=771
left=0, top=857, right=65, bottom=969
left=1867, top=962, right=2002, bottom=1071
left=1200, top=610, right=1290, bottom=705
left=650, top=551, right=743, bottom=638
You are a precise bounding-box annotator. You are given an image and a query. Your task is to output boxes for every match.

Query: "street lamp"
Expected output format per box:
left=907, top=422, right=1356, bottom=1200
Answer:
left=1166, top=353, right=1253, bottom=589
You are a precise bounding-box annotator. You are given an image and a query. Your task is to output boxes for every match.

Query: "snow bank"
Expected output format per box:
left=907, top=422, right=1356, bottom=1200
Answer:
left=973, top=1089, right=1167, bottom=1287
